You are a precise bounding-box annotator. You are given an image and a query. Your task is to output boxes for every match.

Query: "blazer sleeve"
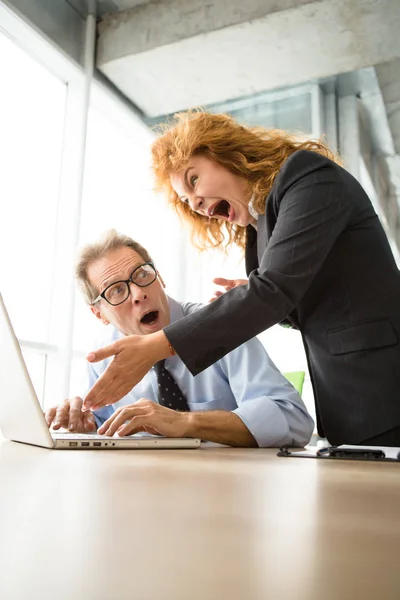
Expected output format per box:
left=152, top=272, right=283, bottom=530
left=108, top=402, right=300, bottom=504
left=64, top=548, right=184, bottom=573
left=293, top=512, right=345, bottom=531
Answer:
left=164, top=151, right=353, bottom=375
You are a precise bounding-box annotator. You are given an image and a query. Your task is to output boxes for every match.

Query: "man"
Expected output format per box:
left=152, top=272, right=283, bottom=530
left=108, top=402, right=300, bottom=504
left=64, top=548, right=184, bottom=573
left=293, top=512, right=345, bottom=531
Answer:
left=45, top=229, right=314, bottom=447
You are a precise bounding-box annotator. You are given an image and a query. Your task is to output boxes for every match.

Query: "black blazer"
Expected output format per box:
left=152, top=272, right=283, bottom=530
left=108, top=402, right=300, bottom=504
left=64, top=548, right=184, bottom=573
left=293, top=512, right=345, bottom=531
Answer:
left=165, top=150, right=400, bottom=444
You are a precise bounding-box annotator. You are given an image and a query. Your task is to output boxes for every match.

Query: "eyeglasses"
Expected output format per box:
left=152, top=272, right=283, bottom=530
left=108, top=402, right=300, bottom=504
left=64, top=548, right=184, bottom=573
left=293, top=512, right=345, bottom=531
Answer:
left=93, top=262, right=157, bottom=306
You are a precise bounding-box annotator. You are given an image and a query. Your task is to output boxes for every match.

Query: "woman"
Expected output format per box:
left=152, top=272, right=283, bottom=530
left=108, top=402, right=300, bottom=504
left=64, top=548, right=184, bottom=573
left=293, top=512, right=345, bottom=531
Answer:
left=83, top=111, right=400, bottom=446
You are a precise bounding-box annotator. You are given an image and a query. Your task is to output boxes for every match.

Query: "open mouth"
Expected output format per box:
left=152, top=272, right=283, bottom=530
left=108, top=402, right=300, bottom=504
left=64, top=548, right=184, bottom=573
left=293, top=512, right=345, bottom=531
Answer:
left=140, top=310, right=159, bottom=325
left=209, top=200, right=231, bottom=219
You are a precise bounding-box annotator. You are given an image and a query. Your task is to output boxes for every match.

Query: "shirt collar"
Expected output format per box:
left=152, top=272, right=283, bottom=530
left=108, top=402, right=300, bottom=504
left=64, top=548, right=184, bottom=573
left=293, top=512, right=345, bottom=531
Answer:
left=167, top=295, right=184, bottom=324
left=248, top=193, right=259, bottom=221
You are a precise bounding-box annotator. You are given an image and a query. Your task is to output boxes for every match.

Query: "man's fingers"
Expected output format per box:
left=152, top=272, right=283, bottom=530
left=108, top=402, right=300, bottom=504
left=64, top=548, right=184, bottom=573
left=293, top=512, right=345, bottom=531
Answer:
left=44, top=407, right=57, bottom=428
left=97, top=410, right=119, bottom=434
left=68, top=397, right=84, bottom=431
left=116, top=416, right=149, bottom=437
left=97, top=416, right=115, bottom=434
left=47, top=400, right=99, bottom=433
left=102, top=409, right=135, bottom=436
left=86, top=341, right=120, bottom=364
left=53, top=400, right=70, bottom=430
left=98, top=405, right=150, bottom=436
left=83, top=411, right=97, bottom=432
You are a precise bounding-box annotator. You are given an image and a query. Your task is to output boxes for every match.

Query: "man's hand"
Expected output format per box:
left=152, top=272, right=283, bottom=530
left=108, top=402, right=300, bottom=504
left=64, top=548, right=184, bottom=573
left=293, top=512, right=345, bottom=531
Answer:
left=44, top=397, right=97, bottom=433
left=82, top=330, right=171, bottom=412
left=97, top=399, right=189, bottom=437
left=98, top=401, right=257, bottom=446
left=209, top=277, right=248, bottom=302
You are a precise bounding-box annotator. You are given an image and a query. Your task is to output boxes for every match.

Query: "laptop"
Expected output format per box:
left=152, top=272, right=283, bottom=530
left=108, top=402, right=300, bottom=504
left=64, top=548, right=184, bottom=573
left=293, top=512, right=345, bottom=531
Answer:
left=0, top=293, right=200, bottom=450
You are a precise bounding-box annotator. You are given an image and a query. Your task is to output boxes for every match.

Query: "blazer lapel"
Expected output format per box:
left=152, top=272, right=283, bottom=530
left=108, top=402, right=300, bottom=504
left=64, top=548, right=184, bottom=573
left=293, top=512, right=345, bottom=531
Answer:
left=245, top=226, right=258, bottom=275
left=257, top=215, right=267, bottom=263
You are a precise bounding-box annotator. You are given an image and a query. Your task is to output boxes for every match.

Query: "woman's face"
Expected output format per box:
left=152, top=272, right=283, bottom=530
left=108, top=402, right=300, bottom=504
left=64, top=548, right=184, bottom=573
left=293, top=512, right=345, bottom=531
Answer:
left=169, top=155, right=256, bottom=227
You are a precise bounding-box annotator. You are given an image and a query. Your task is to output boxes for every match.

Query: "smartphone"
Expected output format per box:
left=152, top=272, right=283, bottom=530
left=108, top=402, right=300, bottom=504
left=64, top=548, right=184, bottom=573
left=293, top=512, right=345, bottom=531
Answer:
left=318, top=447, right=386, bottom=460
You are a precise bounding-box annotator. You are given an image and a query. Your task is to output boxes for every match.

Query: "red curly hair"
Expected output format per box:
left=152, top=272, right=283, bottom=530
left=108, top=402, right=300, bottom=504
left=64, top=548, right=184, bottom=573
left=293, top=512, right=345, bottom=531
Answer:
left=151, top=110, right=339, bottom=252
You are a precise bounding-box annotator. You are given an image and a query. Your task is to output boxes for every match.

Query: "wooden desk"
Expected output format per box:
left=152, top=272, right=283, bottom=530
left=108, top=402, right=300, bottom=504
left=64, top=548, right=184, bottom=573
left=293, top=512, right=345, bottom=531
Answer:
left=0, top=441, right=399, bottom=600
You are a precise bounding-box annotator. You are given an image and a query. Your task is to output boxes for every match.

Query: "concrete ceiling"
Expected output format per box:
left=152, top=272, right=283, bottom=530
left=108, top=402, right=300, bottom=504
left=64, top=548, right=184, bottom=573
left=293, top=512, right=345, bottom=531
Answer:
left=97, top=0, right=400, bottom=116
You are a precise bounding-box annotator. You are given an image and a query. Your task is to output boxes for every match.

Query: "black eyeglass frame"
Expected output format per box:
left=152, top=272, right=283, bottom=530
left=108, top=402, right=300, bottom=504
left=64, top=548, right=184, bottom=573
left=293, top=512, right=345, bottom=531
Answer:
left=93, top=262, right=157, bottom=306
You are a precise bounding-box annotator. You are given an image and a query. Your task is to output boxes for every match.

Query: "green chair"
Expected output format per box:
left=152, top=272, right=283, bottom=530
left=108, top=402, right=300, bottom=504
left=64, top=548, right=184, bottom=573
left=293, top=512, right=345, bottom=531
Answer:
left=283, top=371, right=305, bottom=396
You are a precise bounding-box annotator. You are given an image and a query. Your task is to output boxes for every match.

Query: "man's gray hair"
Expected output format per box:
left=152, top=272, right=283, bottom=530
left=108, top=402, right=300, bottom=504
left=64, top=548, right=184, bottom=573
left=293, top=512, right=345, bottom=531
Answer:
left=76, top=229, right=153, bottom=304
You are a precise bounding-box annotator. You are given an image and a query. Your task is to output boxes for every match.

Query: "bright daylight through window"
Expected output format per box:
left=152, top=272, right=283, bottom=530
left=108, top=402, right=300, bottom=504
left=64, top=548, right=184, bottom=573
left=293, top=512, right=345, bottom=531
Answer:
left=0, top=31, right=66, bottom=401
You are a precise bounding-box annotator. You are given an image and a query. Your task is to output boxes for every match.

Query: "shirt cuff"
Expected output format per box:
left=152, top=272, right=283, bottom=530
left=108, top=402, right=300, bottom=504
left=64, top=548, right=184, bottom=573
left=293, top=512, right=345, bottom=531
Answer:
left=233, top=397, right=292, bottom=448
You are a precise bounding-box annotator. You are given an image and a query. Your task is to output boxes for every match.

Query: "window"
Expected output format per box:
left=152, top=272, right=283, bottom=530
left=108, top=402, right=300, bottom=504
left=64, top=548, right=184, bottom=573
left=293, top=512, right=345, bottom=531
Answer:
left=0, top=31, right=66, bottom=343
left=209, top=86, right=313, bottom=133
left=0, top=31, right=66, bottom=410
left=0, top=18, right=171, bottom=410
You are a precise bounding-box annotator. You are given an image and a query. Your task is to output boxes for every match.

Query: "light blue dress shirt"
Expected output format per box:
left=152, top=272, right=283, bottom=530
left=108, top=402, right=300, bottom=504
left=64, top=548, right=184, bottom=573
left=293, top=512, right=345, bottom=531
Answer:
left=87, top=297, right=314, bottom=447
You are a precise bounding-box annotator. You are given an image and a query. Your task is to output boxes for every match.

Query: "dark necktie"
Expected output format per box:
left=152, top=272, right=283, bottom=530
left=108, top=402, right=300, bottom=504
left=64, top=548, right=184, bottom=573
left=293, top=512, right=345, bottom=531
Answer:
left=154, top=360, right=190, bottom=412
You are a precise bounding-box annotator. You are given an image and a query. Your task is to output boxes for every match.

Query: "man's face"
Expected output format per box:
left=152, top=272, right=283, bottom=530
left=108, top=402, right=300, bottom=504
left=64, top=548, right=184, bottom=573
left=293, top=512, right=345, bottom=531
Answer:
left=88, top=247, right=170, bottom=336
